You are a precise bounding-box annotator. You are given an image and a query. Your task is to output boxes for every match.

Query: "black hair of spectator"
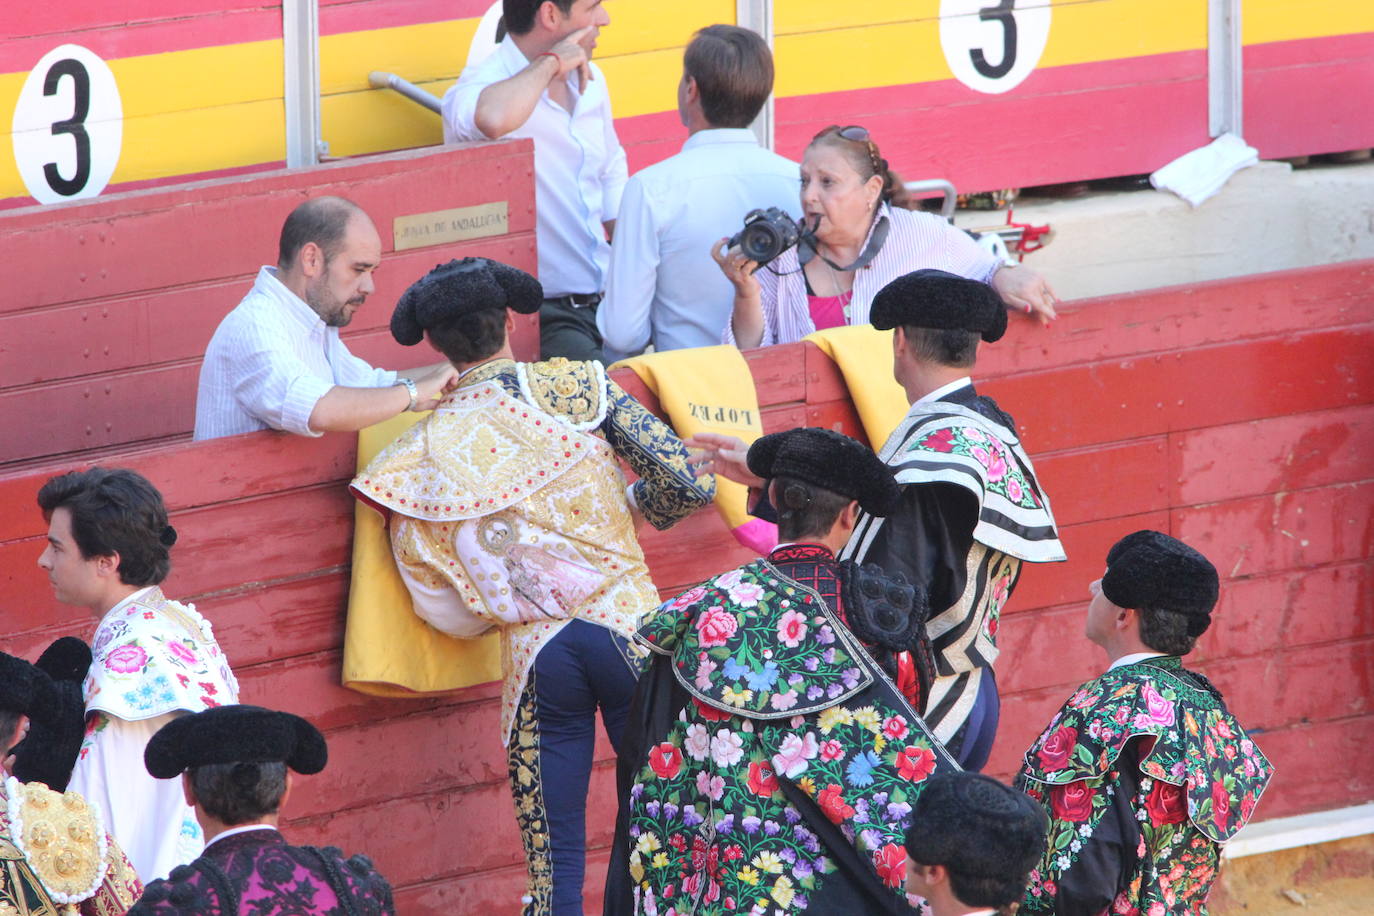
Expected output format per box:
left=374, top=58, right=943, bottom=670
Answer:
left=426, top=307, right=510, bottom=366
left=685, top=25, right=773, bottom=129
left=277, top=196, right=364, bottom=271
left=503, top=0, right=575, bottom=36
left=902, top=326, right=980, bottom=369
left=0, top=710, right=21, bottom=751
left=37, top=468, right=173, bottom=586
left=810, top=125, right=911, bottom=208
left=1138, top=607, right=1199, bottom=656
left=772, top=476, right=852, bottom=542
left=189, top=761, right=289, bottom=825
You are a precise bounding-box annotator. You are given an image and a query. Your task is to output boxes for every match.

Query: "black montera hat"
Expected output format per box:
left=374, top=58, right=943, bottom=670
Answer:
left=869, top=269, right=1007, bottom=343
left=9, top=637, right=91, bottom=792
left=144, top=705, right=328, bottom=779
left=0, top=650, right=58, bottom=721
left=391, top=257, right=543, bottom=346
left=1101, top=530, right=1220, bottom=637
left=746, top=427, right=899, bottom=517
left=906, top=772, right=1047, bottom=904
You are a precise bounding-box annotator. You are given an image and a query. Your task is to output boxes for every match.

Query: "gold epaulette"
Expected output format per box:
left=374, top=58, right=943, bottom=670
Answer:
left=518, top=358, right=607, bottom=431
left=8, top=780, right=106, bottom=904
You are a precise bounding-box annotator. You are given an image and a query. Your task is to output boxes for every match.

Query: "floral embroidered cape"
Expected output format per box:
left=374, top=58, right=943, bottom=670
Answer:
left=606, top=558, right=960, bottom=916
left=85, top=587, right=240, bottom=722
left=876, top=398, right=1065, bottom=564
left=1016, top=657, right=1273, bottom=916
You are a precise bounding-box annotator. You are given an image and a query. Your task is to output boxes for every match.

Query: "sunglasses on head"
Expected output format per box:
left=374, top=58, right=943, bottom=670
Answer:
left=827, top=125, right=882, bottom=177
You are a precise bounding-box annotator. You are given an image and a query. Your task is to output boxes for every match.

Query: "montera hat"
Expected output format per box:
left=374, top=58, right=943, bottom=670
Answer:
left=144, top=705, right=328, bottom=779
left=869, top=268, right=1007, bottom=343
left=9, top=637, right=92, bottom=792
left=1101, top=530, right=1220, bottom=637
left=906, top=772, right=1047, bottom=900
left=391, top=257, right=543, bottom=346
left=746, top=427, right=900, bottom=517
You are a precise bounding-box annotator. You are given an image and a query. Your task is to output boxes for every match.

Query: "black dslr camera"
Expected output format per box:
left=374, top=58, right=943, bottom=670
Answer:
left=728, top=207, right=802, bottom=268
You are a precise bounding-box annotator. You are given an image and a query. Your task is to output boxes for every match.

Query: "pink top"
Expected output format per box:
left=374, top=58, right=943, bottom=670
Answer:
left=807, top=294, right=849, bottom=331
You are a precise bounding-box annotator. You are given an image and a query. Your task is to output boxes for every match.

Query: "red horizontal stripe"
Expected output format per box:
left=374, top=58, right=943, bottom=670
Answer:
left=1245, top=31, right=1374, bottom=159
left=0, top=0, right=490, bottom=73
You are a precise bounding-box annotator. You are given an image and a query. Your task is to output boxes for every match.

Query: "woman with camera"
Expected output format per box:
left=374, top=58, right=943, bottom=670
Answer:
left=713, top=125, right=1058, bottom=348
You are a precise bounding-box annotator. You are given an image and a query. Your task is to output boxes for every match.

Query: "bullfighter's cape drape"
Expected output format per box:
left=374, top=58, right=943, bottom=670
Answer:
left=1016, top=656, right=1273, bottom=916
left=605, top=545, right=960, bottom=916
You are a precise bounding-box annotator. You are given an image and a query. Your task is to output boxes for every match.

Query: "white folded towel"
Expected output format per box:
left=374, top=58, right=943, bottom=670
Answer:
left=1150, top=133, right=1259, bottom=207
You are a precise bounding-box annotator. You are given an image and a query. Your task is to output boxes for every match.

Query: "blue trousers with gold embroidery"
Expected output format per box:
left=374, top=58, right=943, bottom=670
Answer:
left=508, top=620, right=641, bottom=916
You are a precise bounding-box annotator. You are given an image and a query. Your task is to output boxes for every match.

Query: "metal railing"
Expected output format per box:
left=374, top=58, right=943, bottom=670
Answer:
left=368, top=71, right=441, bottom=114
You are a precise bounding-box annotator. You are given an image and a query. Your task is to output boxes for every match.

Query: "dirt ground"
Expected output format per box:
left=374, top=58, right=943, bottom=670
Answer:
left=1211, top=835, right=1374, bottom=915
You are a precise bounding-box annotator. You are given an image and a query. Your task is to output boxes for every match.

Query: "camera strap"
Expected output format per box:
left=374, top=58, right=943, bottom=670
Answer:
left=798, top=214, right=891, bottom=273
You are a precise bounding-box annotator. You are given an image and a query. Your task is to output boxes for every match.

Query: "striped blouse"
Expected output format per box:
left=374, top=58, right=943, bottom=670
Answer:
left=722, top=203, right=1001, bottom=347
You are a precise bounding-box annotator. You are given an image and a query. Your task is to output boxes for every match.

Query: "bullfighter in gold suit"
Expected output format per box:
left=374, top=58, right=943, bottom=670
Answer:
left=352, top=258, right=714, bottom=916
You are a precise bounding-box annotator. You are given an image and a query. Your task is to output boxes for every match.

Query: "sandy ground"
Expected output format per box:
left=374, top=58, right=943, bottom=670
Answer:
left=1211, top=835, right=1374, bottom=915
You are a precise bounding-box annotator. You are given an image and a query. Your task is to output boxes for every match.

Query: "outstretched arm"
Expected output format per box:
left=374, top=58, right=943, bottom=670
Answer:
left=602, top=381, right=715, bottom=530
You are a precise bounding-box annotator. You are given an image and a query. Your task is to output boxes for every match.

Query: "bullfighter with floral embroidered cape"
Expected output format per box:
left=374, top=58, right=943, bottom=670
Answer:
left=605, top=550, right=960, bottom=916
left=352, top=258, right=714, bottom=916
left=1015, top=531, right=1273, bottom=916
left=847, top=270, right=1066, bottom=771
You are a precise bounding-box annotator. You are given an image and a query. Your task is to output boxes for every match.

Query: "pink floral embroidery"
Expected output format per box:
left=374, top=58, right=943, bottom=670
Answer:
left=669, top=587, right=706, bottom=611
left=168, top=640, right=199, bottom=665
left=776, top=609, right=809, bottom=648
left=104, top=643, right=149, bottom=674
left=694, top=607, right=738, bottom=648
left=1141, top=683, right=1176, bottom=727
left=771, top=732, right=819, bottom=778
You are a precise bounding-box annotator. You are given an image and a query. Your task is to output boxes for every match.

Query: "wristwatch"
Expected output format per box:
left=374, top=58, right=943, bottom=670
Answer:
left=396, top=376, right=419, bottom=411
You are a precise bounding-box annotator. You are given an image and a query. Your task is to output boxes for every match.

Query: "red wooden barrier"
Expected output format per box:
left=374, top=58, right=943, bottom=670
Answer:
left=0, top=141, right=540, bottom=468
left=0, top=259, right=1370, bottom=912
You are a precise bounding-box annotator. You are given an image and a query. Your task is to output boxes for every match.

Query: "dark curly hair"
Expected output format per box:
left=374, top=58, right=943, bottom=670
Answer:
left=37, top=467, right=174, bottom=586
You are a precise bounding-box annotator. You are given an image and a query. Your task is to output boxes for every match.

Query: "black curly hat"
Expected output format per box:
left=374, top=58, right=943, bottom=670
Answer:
left=390, top=257, right=543, bottom=346
left=144, top=705, right=328, bottom=779
left=906, top=772, right=1047, bottom=904
left=747, top=427, right=899, bottom=517
left=1101, top=530, right=1220, bottom=637
left=9, top=637, right=91, bottom=792
left=869, top=268, right=1007, bottom=343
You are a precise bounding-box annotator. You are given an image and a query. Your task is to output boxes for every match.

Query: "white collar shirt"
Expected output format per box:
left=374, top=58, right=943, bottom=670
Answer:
left=598, top=128, right=798, bottom=360
left=1109, top=652, right=1167, bottom=672
left=193, top=266, right=395, bottom=441
left=442, top=36, right=628, bottom=298
left=915, top=377, right=974, bottom=406
left=205, top=824, right=279, bottom=850
left=723, top=203, right=1001, bottom=347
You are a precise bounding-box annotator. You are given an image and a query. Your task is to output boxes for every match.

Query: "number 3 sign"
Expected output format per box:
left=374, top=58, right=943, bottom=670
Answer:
left=11, top=45, right=123, bottom=204
left=939, top=0, right=1052, bottom=94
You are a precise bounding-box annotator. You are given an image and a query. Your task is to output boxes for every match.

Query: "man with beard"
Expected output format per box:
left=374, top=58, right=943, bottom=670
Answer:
left=1016, top=531, right=1273, bottom=916
left=194, top=196, right=458, bottom=440
left=606, top=428, right=959, bottom=916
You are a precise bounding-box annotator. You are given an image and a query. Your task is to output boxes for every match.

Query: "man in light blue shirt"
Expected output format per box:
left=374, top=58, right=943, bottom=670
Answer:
left=598, top=25, right=798, bottom=361
left=443, top=0, right=627, bottom=363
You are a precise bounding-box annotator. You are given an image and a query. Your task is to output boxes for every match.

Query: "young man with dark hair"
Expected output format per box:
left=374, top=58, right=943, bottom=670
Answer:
left=194, top=195, right=457, bottom=440
left=904, top=772, right=1047, bottom=916
left=0, top=649, right=143, bottom=914
left=598, top=24, right=798, bottom=360
left=352, top=258, right=713, bottom=915
left=693, top=269, right=1066, bottom=771
left=130, top=705, right=393, bottom=914
left=443, top=0, right=626, bottom=362
left=606, top=427, right=959, bottom=916
left=36, top=467, right=240, bottom=882
left=1016, top=531, right=1273, bottom=916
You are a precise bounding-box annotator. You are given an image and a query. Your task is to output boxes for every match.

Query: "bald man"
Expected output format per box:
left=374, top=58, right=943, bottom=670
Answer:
left=194, top=196, right=458, bottom=440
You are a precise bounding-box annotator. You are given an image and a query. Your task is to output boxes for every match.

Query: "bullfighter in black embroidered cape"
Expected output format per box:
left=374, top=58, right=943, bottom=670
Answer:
left=129, top=705, right=394, bottom=915
left=1016, top=531, right=1273, bottom=916
left=353, top=258, right=714, bottom=915
left=606, top=428, right=960, bottom=916
left=846, top=269, right=1067, bottom=769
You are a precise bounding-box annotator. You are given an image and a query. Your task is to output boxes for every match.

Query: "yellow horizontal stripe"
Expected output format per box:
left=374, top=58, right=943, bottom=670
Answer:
left=1243, top=0, right=1374, bottom=45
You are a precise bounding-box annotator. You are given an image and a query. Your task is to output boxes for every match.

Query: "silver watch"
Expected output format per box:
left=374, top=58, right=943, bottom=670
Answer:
left=396, top=376, right=419, bottom=411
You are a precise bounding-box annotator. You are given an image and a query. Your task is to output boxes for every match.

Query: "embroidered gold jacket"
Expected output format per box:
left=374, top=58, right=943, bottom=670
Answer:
left=1, top=777, right=142, bottom=916
left=353, top=358, right=713, bottom=740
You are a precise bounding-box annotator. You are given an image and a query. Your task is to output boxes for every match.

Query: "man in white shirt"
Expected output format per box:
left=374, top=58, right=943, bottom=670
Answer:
left=442, top=0, right=627, bottom=363
left=36, top=467, right=240, bottom=882
left=598, top=24, right=798, bottom=361
left=193, top=196, right=458, bottom=441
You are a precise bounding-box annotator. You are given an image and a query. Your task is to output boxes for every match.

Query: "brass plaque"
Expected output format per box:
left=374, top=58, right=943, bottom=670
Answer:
left=393, top=201, right=509, bottom=250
